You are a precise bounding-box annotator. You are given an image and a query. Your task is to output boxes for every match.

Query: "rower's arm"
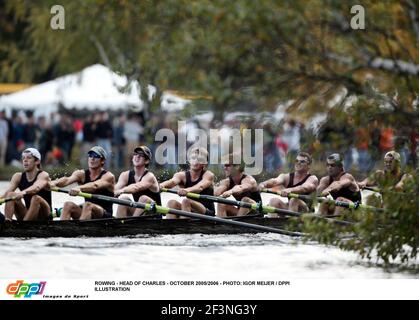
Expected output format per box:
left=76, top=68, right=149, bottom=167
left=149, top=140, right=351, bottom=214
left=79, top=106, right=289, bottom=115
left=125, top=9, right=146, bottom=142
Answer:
left=316, top=176, right=330, bottom=195
left=358, top=171, right=380, bottom=189
left=231, top=175, right=258, bottom=195
left=286, top=175, right=319, bottom=194
left=395, top=173, right=413, bottom=191
left=114, top=171, right=129, bottom=192
left=22, top=172, right=50, bottom=196
left=327, top=174, right=356, bottom=193
left=51, top=170, right=84, bottom=188
left=259, top=174, right=286, bottom=189
left=79, top=172, right=115, bottom=193
left=160, top=172, right=184, bottom=189
left=214, top=179, right=230, bottom=196
left=123, top=173, right=156, bottom=194
left=185, top=171, right=214, bottom=193
left=0, top=173, right=21, bottom=197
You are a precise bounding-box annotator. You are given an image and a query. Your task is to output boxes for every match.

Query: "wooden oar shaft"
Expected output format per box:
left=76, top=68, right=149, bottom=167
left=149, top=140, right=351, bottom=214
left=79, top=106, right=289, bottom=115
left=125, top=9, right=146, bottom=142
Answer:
left=262, top=189, right=384, bottom=212
left=288, top=193, right=384, bottom=212
left=53, top=188, right=303, bottom=236
left=362, top=186, right=381, bottom=193
left=161, top=188, right=353, bottom=226
left=162, top=188, right=298, bottom=216
left=0, top=196, right=17, bottom=205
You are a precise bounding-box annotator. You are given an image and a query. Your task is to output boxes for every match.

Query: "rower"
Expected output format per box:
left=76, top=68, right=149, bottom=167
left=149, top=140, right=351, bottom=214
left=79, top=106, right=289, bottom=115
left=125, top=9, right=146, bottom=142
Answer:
left=1, top=148, right=52, bottom=221
left=159, top=147, right=215, bottom=219
left=215, top=155, right=261, bottom=217
left=259, top=152, right=318, bottom=215
left=358, top=151, right=412, bottom=191
left=317, top=153, right=361, bottom=215
left=358, top=151, right=413, bottom=206
left=114, top=146, right=161, bottom=217
left=49, top=146, right=115, bottom=220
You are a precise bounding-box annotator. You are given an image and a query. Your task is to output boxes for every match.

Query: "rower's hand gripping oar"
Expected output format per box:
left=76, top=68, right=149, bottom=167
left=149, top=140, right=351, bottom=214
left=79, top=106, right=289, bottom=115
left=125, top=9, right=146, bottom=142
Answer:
left=161, top=188, right=354, bottom=226
left=261, top=188, right=384, bottom=213
left=51, top=187, right=157, bottom=212
left=52, top=187, right=303, bottom=236
left=361, top=186, right=381, bottom=193
left=0, top=196, right=18, bottom=205
left=286, top=192, right=385, bottom=213
left=161, top=187, right=258, bottom=210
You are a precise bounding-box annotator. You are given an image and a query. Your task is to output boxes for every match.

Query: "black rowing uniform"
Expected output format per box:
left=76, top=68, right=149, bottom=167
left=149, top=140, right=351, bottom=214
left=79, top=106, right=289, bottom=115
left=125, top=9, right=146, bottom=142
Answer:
left=328, top=174, right=362, bottom=203
left=228, top=174, right=262, bottom=203
left=83, top=169, right=114, bottom=218
left=287, top=172, right=315, bottom=209
left=127, top=169, right=161, bottom=205
left=18, top=170, right=52, bottom=218
left=376, top=171, right=406, bottom=188
left=183, top=170, right=215, bottom=216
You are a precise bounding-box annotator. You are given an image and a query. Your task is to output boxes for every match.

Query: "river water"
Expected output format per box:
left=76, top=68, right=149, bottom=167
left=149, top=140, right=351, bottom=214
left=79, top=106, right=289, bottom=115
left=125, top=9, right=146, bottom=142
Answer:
left=0, top=182, right=416, bottom=279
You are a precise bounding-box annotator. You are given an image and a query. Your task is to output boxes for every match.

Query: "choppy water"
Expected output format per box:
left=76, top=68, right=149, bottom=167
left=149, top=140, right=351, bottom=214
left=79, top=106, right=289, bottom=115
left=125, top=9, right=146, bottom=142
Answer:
left=0, top=182, right=416, bottom=279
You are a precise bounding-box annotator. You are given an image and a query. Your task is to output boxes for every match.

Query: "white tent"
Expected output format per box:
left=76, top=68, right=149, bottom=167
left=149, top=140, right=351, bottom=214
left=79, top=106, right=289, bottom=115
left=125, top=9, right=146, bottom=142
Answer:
left=0, top=64, right=190, bottom=117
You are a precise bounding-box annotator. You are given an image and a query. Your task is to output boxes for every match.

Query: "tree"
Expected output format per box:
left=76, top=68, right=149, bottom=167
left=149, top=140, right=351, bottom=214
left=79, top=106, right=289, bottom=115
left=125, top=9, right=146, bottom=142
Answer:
left=1, top=0, right=417, bottom=120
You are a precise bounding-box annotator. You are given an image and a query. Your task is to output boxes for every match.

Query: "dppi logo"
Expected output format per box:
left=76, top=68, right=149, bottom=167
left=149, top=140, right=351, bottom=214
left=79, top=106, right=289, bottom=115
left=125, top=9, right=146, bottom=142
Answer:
left=6, top=280, right=46, bottom=298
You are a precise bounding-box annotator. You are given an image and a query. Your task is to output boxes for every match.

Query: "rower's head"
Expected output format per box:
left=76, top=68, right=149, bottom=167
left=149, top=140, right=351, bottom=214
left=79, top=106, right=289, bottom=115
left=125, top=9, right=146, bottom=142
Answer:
left=294, top=152, right=312, bottom=172
left=222, top=153, right=245, bottom=177
left=187, top=147, right=208, bottom=171
left=21, top=148, right=41, bottom=171
left=133, top=145, right=152, bottom=167
left=326, top=153, right=344, bottom=176
left=87, top=146, right=107, bottom=168
left=384, top=151, right=401, bottom=172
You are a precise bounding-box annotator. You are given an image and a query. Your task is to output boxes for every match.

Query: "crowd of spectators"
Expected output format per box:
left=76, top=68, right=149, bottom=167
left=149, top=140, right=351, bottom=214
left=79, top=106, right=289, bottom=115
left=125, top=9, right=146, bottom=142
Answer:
left=0, top=109, right=417, bottom=176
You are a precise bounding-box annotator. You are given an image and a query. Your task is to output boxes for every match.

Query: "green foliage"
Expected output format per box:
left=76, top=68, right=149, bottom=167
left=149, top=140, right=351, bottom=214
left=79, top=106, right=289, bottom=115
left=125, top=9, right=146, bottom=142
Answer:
left=1, top=1, right=417, bottom=118
left=296, top=174, right=418, bottom=268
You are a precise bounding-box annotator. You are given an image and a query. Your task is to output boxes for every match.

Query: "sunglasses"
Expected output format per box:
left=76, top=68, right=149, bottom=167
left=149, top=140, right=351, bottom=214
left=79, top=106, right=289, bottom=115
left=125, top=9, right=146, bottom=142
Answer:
left=326, top=163, right=337, bottom=167
left=133, top=152, right=145, bottom=157
left=88, top=152, right=101, bottom=159
left=295, top=159, right=308, bottom=164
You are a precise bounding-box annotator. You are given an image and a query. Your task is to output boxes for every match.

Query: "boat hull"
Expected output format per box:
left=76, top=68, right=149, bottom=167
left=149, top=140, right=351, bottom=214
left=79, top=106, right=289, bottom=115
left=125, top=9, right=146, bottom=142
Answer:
left=0, top=216, right=291, bottom=238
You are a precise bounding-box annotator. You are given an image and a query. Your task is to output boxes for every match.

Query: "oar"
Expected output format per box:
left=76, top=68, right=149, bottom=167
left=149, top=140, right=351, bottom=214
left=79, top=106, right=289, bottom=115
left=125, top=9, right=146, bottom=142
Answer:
left=161, top=188, right=354, bottom=226
left=361, top=186, right=381, bottom=193
left=288, top=193, right=385, bottom=212
left=361, top=186, right=407, bottom=196
left=262, top=188, right=384, bottom=213
left=0, top=196, right=18, bottom=205
left=52, top=187, right=303, bottom=236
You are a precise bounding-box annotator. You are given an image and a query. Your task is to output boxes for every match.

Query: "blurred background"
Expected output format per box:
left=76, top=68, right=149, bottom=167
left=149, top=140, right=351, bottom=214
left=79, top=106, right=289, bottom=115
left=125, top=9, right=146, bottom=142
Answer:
left=0, top=0, right=417, bottom=180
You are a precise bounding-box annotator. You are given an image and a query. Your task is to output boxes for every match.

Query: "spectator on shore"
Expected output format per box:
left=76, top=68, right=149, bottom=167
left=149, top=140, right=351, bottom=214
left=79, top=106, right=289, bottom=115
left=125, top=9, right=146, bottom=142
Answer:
left=0, top=111, right=9, bottom=166
left=22, top=114, right=39, bottom=149
left=369, top=119, right=381, bottom=170
left=342, top=116, right=355, bottom=172
left=95, top=111, right=113, bottom=165
left=408, top=121, right=418, bottom=168
left=82, top=114, right=97, bottom=157
left=112, top=114, right=126, bottom=169
left=38, top=116, right=54, bottom=164
left=379, top=126, right=394, bottom=156
left=54, top=114, right=75, bottom=162
left=123, top=114, right=143, bottom=168
left=355, top=127, right=372, bottom=175
left=281, top=119, right=300, bottom=170
left=263, top=123, right=280, bottom=173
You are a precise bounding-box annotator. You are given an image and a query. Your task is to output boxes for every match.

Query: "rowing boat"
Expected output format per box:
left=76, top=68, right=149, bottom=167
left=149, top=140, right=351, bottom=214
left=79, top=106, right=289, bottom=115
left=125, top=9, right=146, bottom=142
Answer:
left=0, top=215, right=290, bottom=238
